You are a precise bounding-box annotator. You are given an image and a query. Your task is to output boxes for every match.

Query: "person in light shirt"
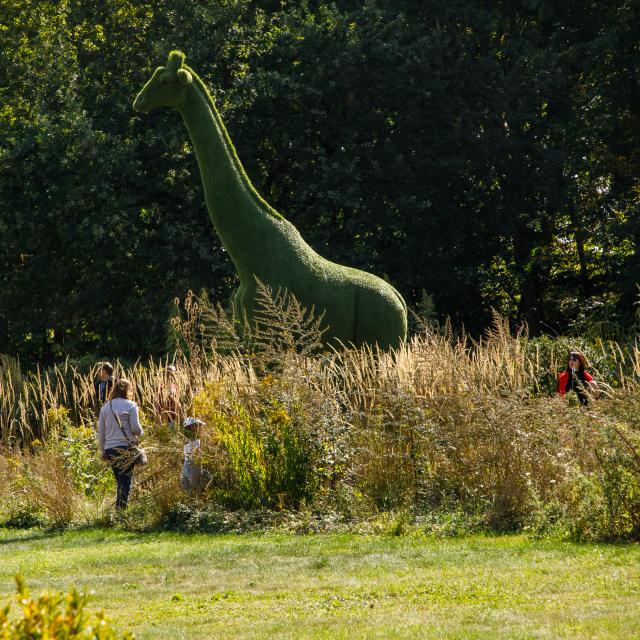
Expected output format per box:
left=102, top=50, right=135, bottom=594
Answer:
left=556, top=350, right=598, bottom=405
left=98, top=378, right=144, bottom=509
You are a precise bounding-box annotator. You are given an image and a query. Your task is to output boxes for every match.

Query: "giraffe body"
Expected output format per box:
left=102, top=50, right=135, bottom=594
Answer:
left=134, top=51, right=407, bottom=349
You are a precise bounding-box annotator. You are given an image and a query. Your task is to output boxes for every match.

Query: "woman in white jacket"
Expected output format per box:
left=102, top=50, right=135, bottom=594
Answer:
left=98, top=378, right=144, bottom=509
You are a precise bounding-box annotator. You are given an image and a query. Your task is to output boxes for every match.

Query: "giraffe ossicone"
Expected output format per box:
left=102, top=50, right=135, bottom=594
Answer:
left=134, top=50, right=408, bottom=349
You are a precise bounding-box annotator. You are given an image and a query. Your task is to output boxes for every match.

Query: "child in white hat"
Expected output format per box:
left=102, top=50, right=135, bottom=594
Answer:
left=181, top=417, right=208, bottom=492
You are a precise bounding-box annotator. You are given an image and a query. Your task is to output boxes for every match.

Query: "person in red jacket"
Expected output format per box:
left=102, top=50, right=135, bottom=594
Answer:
left=557, top=350, right=598, bottom=405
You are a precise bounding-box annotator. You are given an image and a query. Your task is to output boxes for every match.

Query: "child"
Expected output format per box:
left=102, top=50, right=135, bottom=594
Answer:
left=181, top=417, right=209, bottom=492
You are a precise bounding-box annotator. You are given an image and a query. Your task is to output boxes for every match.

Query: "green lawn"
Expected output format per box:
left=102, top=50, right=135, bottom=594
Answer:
left=0, top=528, right=638, bottom=639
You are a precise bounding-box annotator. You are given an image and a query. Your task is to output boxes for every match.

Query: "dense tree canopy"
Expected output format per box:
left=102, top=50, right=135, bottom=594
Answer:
left=1, top=0, right=639, bottom=364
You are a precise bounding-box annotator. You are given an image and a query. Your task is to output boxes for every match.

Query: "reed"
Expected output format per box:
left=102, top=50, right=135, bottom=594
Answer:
left=1, top=293, right=639, bottom=539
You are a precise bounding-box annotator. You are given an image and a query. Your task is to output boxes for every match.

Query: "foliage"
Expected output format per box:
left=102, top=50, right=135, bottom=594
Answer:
left=2, top=450, right=79, bottom=529
left=167, top=282, right=327, bottom=365
left=1, top=1, right=640, bottom=362
left=3, top=301, right=640, bottom=539
left=0, top=574, right=133, bottom=639
left=60, top=425, right=113, bottom=497
left=193, top=390, right=328, bottom=509
left=209, top=403, right=268, bottom=508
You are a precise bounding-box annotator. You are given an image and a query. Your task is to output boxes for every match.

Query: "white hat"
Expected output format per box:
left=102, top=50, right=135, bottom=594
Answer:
left=183, top=417, right=206, bottom=428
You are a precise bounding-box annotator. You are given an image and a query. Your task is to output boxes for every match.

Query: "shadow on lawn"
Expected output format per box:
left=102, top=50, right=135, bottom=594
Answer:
left=0, top=529, right=65, bottom=545
left=0, top=523, right=154, bottom=547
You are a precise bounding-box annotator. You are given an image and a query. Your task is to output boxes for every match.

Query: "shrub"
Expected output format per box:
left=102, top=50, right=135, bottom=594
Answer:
left=0, top=574, right=133, bottom=639
left=203, top=399, right=319, bottom=509
left=211, top=404, right=268, bottom=508
left=61, top=425, right=113, bottom=497
left=189, top=366, right=343, bottom=510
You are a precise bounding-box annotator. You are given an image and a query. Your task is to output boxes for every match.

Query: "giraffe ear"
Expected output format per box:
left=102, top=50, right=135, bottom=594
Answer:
left=177, top=68, right=193, bottom=85
left=168, top=50, right=186, bottom=70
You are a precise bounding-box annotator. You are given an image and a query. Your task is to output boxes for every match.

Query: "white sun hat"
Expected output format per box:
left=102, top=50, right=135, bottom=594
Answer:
left=183, top=417, right=206, bottom=428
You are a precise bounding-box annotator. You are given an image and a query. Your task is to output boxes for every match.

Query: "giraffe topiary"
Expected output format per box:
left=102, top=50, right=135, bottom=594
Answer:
left=133, top=51, right=407, bottom=349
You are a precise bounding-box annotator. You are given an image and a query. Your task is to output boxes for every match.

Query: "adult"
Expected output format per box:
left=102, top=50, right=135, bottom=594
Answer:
left=156, top=364, right=181, bottom=428
left=557, top=350, right=598, bottom=405
left=98, top=378, right=144, bottom=510
left=94, top=362, right=114, bottom=405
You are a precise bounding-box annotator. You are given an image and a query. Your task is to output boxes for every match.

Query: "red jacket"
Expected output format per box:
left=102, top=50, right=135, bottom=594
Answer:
left=557, top=370, right=593, bottom=396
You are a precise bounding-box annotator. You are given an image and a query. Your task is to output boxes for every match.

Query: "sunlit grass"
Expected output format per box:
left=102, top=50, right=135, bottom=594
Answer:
left=1, top=529, right=639, bottom=639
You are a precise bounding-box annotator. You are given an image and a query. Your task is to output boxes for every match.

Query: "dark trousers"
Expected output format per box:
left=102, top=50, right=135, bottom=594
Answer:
left=105, top=447, right=136, bottom=509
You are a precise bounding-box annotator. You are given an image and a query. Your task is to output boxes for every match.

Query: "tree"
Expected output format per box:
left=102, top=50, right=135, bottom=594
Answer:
left=1, top=0, right=639, bottom=363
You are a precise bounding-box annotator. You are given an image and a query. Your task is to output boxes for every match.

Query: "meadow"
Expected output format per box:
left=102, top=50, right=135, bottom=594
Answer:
left=1, top=528, right=639, bottom=639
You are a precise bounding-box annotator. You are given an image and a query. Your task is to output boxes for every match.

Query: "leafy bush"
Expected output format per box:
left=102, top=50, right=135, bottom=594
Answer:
left=194, top=381, right=333, bottom=509
left=211, top=403, right=269, bottom=508
left=60, top=425, right=113, bottom=497
left=0, top=574, right=133, bottom=639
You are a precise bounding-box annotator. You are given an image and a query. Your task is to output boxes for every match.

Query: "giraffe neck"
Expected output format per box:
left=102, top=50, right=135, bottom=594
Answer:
left=177, top=69, right=281, bottom=278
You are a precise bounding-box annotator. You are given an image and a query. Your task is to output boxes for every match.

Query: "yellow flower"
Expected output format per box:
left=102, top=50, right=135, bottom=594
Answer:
left=269, top=407, right=290, bottom=425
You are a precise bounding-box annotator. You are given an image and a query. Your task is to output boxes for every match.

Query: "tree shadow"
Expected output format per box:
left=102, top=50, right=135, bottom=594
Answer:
left=0, top=529, right=65, bottom=546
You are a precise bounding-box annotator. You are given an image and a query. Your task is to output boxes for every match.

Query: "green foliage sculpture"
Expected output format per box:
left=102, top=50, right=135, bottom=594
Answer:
left=133, top=51, right=407, bottom=349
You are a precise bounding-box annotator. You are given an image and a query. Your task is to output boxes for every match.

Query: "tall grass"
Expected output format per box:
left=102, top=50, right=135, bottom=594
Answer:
left=1, top=293, right=640, bottom=539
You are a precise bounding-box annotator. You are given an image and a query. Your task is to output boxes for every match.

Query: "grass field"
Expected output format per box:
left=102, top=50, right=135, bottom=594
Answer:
left=0, top=528, right=638, bottom=639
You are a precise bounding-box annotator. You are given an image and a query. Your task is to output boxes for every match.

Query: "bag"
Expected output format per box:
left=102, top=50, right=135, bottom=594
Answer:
left=110, top=401, right=148, bottom=466
left=132, top=446, right=148, bottom=465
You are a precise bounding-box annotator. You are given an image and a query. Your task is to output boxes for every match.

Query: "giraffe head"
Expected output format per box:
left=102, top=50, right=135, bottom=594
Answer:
left=133, top=51, right=193, bottom=113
